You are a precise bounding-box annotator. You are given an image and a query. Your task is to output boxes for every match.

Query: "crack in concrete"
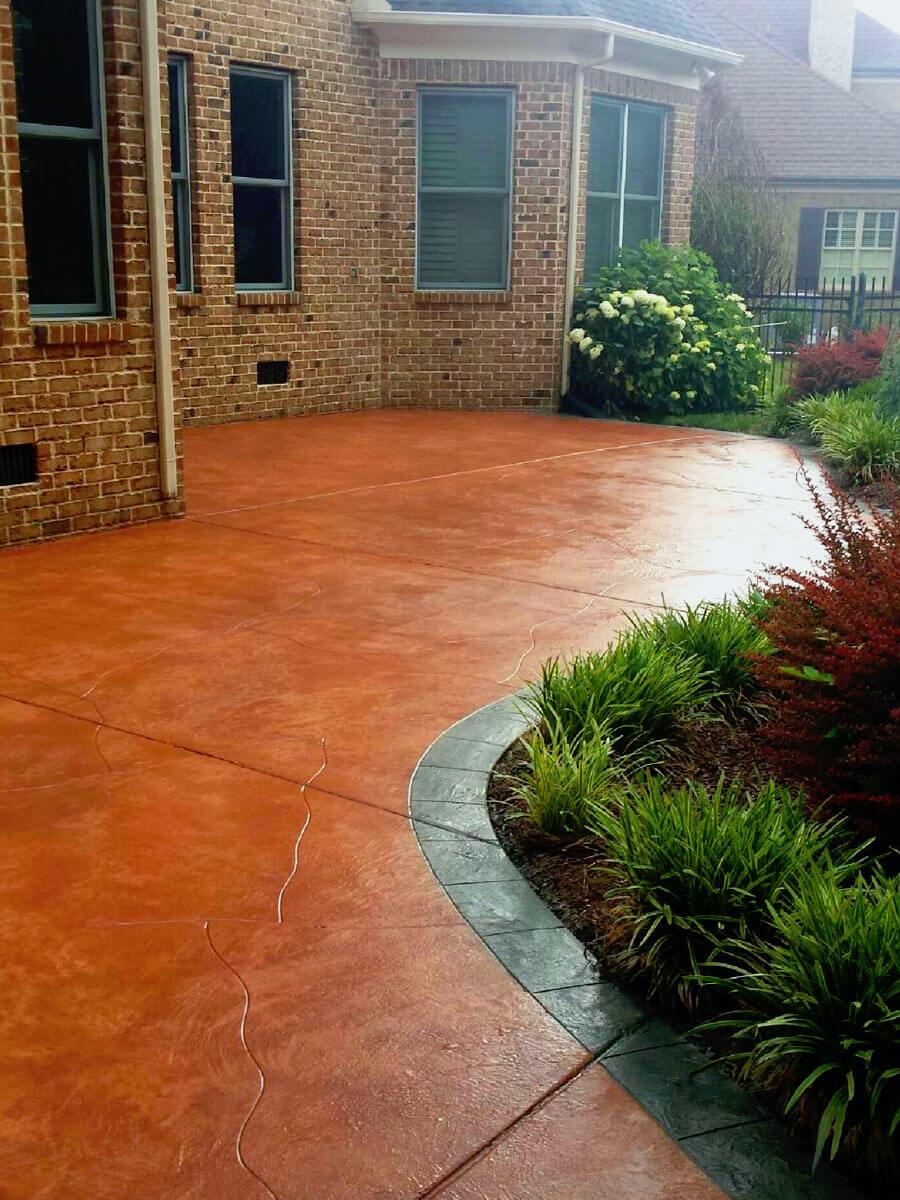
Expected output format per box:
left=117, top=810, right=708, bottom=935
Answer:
left=498, top=589, right=615, bottom=685
left=203, top=920, right=280, bottom=1200
left=276, top=738, right=327, bottom=925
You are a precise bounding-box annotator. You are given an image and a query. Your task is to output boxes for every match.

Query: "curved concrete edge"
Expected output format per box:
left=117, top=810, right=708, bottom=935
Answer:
left=409, top=696, right=867, bottom=1200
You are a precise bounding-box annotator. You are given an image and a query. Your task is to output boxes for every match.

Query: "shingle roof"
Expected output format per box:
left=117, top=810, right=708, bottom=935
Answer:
left=386, top=0, right=723, bottom=50
left=854, top=12, right=900, bottom=75
left=695, top=0, right=900, bottom=182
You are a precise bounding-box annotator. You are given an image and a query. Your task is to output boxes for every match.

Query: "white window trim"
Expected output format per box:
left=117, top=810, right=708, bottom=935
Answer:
left=821, top=209, right=897, bottom=284
left=585, top=95, right=667, bottom=274
left=415, top=86, right=515, bottom=292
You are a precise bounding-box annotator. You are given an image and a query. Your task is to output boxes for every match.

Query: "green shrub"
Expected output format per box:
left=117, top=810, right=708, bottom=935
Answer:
left=591, top=776, right=860, bottom=1011
left=755, top=388, right=792, bottom=438
left=507, top=720, right=637, bottom=837
left=878, top=333, right=900, bottom=416
left=818, top=406, right=900, bottom=484
left=569, top=243, right=770, bottom=418
left=628, top=599, right=772, bottom=713
left=709, top=866, right=899, bottom=1175
left=788, top=390, right=861, bottom=441
left=524, top=631, right=709, bottom=749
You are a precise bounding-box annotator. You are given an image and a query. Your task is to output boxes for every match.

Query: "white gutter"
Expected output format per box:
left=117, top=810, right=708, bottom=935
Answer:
left=352, top=5, right=742, bottom=68
left=139, top=0, right=178, bottom=500
left=560, top=52, right=614, bottom=399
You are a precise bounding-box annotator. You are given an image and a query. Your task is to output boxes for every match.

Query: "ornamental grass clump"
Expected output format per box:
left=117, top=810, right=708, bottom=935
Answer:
left=524, top=630, right=709, bottom=750
left=628, top=599, right=773, bottom=715
left=507, top=720, right=639, bottom=838
left=706, top=866, right=900, bottom=1177
left=569, top=243, right=769, bottom=418
left=590, top=776, right=860, bottom=1012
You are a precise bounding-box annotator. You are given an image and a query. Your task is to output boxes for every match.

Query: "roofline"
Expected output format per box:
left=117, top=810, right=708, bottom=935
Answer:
left=853, top=68, right=900, bottom=78
left=351, top=4, right=742, bottom=67
left=770, top=176, right=900, bottom=188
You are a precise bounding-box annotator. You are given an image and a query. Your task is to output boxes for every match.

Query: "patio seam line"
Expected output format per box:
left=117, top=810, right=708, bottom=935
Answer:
left=417, top=1057, right=594, bottom=1200
left=191, top=431, right=714, bottom=519
left=186, top=514, right=690, bottom=613
left=410, top=701, right=869, bottom=1200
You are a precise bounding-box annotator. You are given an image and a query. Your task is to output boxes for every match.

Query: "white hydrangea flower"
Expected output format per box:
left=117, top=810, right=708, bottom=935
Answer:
left=631, top=289, right=651, bottom=304
left=670, top=391, right=681, bottom=401
left=736, top=343, right=746, bottom=352
left=569, top=328, right=586, bottom=342
left=620, top=295, right=635, bottom=308
left=673, top=317, right=686, bottom=330
left=589, top=345, right=603, bottom=360
left=599, top=301, right=617, bottom=318
left=682, top=303, right=695, bottom=317
left=579, top=336, right=594, bottom=351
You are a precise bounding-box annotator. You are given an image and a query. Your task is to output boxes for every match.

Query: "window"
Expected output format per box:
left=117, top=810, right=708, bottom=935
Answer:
left=230, top=67, right=292, bottom=292
left=168, top=56, right=193, bottom=293
left=585, top=98, right=666, bottom=280
left=417, top=88, right=514, bottom=291
left=11, top=0, right=112, bottom=316
left=821, top=210, right=897, bottom=288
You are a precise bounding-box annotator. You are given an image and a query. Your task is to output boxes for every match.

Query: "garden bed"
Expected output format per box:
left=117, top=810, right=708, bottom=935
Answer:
left=481, top=480, right=899, bottom=1195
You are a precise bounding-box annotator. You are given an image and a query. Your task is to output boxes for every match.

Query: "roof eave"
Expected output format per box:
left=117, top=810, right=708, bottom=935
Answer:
left=351, top=4, right=742, bottom=69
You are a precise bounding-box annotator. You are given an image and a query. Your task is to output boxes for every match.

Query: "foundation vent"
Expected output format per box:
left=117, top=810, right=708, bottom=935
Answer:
left=257, top=360, right=290, bottom=386
left=0, top=442, right=37, bottom=487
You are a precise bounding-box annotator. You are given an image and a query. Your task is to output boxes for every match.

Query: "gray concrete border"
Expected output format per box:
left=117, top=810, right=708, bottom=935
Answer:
left=410, top=695, right=866, bottom=1200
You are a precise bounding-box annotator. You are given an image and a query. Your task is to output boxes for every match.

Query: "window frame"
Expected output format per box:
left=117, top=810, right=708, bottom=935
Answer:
left=821, top=209, right=897, bottom=285
left=14, top=0, right=114, bottom=318
left=168, top=54, right=194, bottom=294
left=584, top=96, right=667, bottom=278
left=415, top=86, right=515, bottom=293
left=230, top=64, right=294, bottom=294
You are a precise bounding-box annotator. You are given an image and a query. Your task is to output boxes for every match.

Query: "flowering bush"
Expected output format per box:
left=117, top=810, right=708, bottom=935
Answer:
left=788, top=329, right=888, bottom=400
left=569, top=244, right=769, bottom=417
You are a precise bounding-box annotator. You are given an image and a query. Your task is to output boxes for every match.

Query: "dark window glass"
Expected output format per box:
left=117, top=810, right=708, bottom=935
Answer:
left=587, top=101, right=621, bottom=196
left=11, top=0, right=94, bottom=129
left=420, top=92, right=510, bottom=191
left=585, top=99, right=666, bottom=274
left=19, top=138, right=99, bottom=307
left=168, top=61, right=184, bottom=176
left=625, top=107, right=664, bottom=197
left=419, top=194, right=507, bottom=288
left=231, top=72, right=287, bottom=180
left=234, top=186, right=285, bottom=286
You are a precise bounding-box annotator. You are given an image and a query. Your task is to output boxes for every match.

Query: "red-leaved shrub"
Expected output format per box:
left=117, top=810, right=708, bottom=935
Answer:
left=755, top=477, right=900, bottom=838
left=788, top=329, right=889, bottom=399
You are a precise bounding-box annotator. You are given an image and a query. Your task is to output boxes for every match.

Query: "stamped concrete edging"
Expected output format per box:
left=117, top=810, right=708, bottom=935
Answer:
left=410, top=695, right=866, bottom=1200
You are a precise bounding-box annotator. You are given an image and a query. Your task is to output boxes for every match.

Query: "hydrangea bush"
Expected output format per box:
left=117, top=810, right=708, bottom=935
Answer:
left=569, top=243, right=770, bottom=417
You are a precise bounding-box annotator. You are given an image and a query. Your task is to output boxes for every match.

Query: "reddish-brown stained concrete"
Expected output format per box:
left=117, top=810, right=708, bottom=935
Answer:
left=0, top=411, right=821, bottom=1198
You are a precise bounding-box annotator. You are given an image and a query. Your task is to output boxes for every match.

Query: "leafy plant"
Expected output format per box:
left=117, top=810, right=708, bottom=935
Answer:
left=707, top=866, right=900, bottom=1176
left=818, top=406, right=900, bottom=484
left=877, top=333, right=900, bottom=417
left=755, top=388, right=792, bottom=438
left=570, top=243, right=769, bottom=418
left=591, top=776, right=859, bottom=1011
left=524, top=629, right=710, bottom=749
left=788, top=329, right=888, bottom=400
left=507, top=720, right=637, bottom=837
left=755, top=478, right=900, bottom=836
left=628, top=599, right=773, bottom=714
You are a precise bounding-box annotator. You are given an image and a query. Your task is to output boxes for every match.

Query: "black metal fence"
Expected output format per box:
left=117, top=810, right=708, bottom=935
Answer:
left=744, top=273, right=900, bottom=396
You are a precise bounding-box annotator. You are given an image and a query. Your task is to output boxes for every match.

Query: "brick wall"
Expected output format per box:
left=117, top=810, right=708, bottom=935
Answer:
left=164, top=0, right=383, bottom=427
left=0, top=0, right=179, bottom=548
left=379, top=61, right=699, bottom=411
left=0, top=0, right=701, bottom=545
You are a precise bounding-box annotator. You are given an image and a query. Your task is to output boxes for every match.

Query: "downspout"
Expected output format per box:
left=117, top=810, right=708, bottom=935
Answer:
left=560, top=37, right=615, bottom=401
left=139, top=0, right=178, bottom=500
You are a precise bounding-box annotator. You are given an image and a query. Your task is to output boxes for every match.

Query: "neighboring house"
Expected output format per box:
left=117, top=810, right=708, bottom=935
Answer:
left=695, top=0, right=900, bottom=289
left=0, top=0, right=735, bottom=547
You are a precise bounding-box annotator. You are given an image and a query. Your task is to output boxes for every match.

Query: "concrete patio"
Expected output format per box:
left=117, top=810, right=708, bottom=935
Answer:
left=0, top=411, right=820, bottom=1198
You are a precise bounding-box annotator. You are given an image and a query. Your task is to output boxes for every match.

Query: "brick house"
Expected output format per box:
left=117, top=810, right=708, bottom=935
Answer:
left=0, top=0, right=734, bottom=546
left=695, top=0, right=900, bottom=289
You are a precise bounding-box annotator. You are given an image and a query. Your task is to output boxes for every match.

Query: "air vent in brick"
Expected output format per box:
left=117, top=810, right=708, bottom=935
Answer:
left=257, top=360, right=290, bottom=386
left=0, top=443, right=37, bottom=487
